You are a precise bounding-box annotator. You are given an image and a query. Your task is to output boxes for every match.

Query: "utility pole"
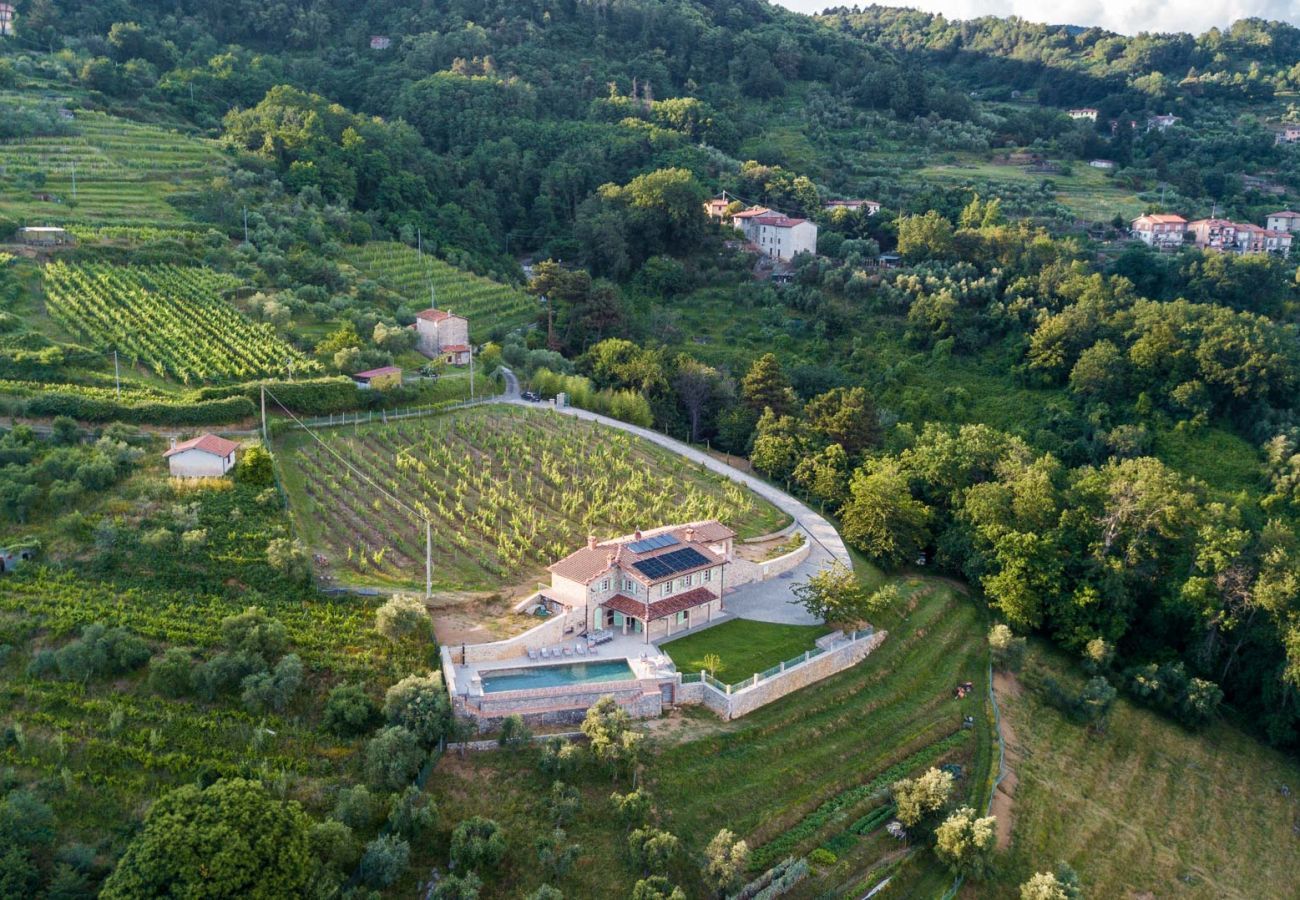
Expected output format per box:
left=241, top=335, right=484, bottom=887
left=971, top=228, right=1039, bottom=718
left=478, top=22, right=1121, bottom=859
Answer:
left=113, top=350, right=120, bottom=399
left=469, top=344, right=475, bottom=402
left=425, top=519, right=432, bottom=600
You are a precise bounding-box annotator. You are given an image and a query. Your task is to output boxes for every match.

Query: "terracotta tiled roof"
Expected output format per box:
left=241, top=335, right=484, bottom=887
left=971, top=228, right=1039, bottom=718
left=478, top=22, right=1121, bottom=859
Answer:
left=753, top=216, right=808, bottom=227
left=163, top=434, right=240, bottom=459
left=1267, top=210, right=1300, bottom=218
left=441, top=344, right=470, bottom=353
left=732, top=207, right=772, bottom=219
left=415, top=308, right=466, bottom=322
left=602, top=587, right=717, bottom=622
left=547, top=520, right=734, bottom=585
left=1134, top=214, right=1187, bottom=225
left=353, top=365, right=402, bottom=379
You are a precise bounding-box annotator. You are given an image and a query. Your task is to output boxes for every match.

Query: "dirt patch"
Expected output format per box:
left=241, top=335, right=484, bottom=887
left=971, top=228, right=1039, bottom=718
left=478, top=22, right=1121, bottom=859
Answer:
left=991, top=670, right=1024, bottom=851
left=429, top=591, right=537, bottom=646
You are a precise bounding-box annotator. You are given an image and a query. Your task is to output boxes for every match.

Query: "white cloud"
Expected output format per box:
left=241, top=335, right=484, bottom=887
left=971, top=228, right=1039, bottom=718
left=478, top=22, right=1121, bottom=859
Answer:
left=772, top=0, right=1300, bottom=36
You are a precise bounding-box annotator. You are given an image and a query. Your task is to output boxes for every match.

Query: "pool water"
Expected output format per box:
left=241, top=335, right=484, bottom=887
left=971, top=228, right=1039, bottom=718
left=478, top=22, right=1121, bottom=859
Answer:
left=480, top=659, right=635, bottom=693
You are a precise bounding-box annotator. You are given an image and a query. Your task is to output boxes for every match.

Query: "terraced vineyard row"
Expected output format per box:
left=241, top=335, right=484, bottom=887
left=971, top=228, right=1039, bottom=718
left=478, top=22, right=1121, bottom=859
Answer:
left=43, top=262, right=320, bottom=383
left=278, top=406, right=787, bottom=588
left=345, top=242, right=536, bottom=335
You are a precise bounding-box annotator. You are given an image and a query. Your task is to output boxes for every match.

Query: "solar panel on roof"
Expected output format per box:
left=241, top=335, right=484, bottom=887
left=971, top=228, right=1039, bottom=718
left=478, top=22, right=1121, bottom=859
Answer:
left=628, top=533, right=679, bottom=554
left=632, top=547, right=710, bottom=580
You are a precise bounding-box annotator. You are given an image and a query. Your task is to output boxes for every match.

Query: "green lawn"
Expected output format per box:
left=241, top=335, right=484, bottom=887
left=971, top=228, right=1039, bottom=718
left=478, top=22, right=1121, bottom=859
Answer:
left=659, top=618, right=831, bottom=683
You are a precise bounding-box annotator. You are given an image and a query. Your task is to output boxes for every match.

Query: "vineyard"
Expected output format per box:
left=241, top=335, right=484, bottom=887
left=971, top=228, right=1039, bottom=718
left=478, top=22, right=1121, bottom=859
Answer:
left=277, top=406, right=788, bottom=589
left=43, top=262, right=321, bottom=383
left=0, top=103, right=222, bottom=226
left=344, top=243, right=536, bottom=335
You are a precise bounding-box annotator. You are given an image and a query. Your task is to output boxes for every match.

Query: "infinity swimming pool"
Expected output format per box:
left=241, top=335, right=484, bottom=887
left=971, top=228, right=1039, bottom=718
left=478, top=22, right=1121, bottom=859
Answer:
left=480, top=659, right=636, bottom=693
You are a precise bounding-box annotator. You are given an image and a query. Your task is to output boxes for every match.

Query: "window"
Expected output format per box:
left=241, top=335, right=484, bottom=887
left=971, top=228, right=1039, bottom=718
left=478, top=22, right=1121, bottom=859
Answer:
left=600, top=579, right=609, bottom=592
left=703, top=568, right=712, bottom=583
left=661, top=583, right=671, bottom=597
left=675, top=610, right=689, bottom=625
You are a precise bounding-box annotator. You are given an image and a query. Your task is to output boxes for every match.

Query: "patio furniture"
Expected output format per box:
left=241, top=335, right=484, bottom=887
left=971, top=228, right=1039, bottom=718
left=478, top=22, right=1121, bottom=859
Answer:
left=563, top=647, right=573, bottom=657
left=576, top=644, right=587, bottom=656
left=540, top=648, right=550, bottom=659
left=527, top=648, right=539, bottom=661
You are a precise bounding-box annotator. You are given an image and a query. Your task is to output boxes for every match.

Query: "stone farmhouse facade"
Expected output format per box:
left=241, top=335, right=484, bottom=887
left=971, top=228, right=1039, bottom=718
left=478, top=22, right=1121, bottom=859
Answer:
left=545, top=521, right=736, bottom=643
left=1265, top=211, right=1300, bottom=233
left=413, top=308, right=470, bottom=365
left=163, top=434, right=239, bottom=478
left=730, top=207, right=817, bottom=260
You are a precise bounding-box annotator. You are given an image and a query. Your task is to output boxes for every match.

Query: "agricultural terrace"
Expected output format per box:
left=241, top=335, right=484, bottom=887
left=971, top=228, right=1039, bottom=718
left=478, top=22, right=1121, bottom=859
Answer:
left=989, top=646, right=1300, bottom=899
left=344, top=243, right=536, bottom=336
left=43, top=262, right=320, bottom=383
left=0, top=103, right=222, bottom=226
left=276, top=406, right=789, bottom=589
left=418, top=580, right=991, bottom=898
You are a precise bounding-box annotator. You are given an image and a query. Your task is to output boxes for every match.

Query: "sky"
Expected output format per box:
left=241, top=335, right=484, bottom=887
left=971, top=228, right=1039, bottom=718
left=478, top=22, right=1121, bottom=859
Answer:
left=772, top=0, right=1300, bottom=36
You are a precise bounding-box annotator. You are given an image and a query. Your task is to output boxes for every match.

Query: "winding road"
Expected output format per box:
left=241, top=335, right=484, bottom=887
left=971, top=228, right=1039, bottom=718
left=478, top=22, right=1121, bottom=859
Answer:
left=494, top=369, right=849, bottom=625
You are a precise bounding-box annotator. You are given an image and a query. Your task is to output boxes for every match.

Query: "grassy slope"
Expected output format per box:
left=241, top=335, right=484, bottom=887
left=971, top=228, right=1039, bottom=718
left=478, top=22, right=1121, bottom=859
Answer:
left=415, top=579, right=990, bottom=898
left=659, top=619, right=830, bottom=683
left=986, top=646, right=1300, bottom=899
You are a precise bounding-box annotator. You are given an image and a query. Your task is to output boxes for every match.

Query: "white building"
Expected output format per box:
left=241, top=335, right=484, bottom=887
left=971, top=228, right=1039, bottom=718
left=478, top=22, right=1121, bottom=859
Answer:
left=824, top=199, right=880, bottom=216
left=1147, top=114, right=1180, bottom=132
left=1068, top=108, right=1099, bottom=121
left=752, top=215, right=817, bottom=260
left=413, top=308, right=470, bottom=366
left=1265, top=211, right=1300, bottom=233
left=730, top=206, right=774, bottom=241
left=545, top=522, right=735, bottom=643
left=1130, top=213, right=1187, bottom=249
left=164, top=434, right=240, bottom=478
left=1089, top=159, right=1116, bottom=170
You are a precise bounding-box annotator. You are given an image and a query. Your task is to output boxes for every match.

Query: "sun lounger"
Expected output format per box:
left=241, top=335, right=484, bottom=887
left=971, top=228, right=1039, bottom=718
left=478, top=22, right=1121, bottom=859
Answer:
left=528, top=647, right=539, bottom=661
left=563, top=647, right=573, bottom=657
left=576, top=644, right=587, bottom=656
left=540, top=648, right=550, bottom=659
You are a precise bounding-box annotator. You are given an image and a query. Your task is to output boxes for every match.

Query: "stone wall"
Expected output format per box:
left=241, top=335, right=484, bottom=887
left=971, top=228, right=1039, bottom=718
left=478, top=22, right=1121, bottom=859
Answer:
left=462, top=681, right=663, bottom=732
left=455, top=611, right=576, bottom=664
left=757, top=537, right=811, bottom=580
left=670, top=630, right=887, bottom=721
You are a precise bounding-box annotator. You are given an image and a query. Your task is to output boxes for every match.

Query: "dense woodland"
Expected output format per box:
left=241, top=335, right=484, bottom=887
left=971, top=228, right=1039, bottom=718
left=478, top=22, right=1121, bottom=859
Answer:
left=3, top=0, right=1300, bottom=895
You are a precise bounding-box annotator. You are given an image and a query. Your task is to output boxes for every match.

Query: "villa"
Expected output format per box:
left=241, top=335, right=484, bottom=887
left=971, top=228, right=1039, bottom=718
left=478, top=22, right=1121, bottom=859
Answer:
left=545, top=521, right=735, bottom=642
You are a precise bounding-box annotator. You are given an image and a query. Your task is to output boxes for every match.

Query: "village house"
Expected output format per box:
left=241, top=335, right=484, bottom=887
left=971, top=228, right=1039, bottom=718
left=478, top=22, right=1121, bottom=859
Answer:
left=413, top=308, right=471, bottom=365
left=1130, top=213, right=1187, bottom=249
left=703, top=196, right=732, bottom=221
left=730, top=206, right=774, bottom=241
left=1275, top=126, right=1300, bottom=144
left=164, top=434, right=239, bottom=478
left=824, top=199, right=881, bottom=216
left=1147, top=114, right=1180, bottom=132
left=752, top=215, right=817, bottom=261
left=352, top=365, right=403, bottom=390
left=1265, top=211, right=1300, bottom=233
left=369, top=35, right=391, bottom=50
left=1068, top=108, right=1099, bottom=121
left=1187, top=218, right=1238, bottom=251
left=1187, top=218, right=1292, bottom=256
left=544, top=522, right=736, bottom=643
left=1089, top=159, right=1116, bottom=170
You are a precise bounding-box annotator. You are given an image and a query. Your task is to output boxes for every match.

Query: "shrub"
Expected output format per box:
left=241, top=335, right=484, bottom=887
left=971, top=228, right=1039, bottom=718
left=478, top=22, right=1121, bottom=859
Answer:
left=989, top=623, right=1026, bottom=671
left=375, top=595, right=431, bottom=644
left=308, top=819, right=358, bottom=873
left=450, top=816, right=506, bottom=873
left=220, top=607, right=287, bottom=661
left=52, top=623, right=150, bottom=682
left=382, top=673, right=450, bottom=748
left=324, top=683, right=380, bottom=737
left=630, top=876, right=685, bottom=900
left=701, top=828, right=749, bottom=896
left=148, top=648, right=194, bottom=698
left=808, top=848, right=837, bottom=866
left=432, top=871, right=482, bottom=899
left=240, top=654, right=304, bottom=713
left=236, top=445, right=275, bottom=487
left=627, top=827, right=678, bottom=875
left=364, top=727, right=426, bottom=792
left=934, top=807, right=997, bottom=879
left=497, top=714, right=532, bottom=749
left=192, top=651, right=266, bottom=701
left=266, top=538, right=311, bottom=584
left=387, top=785, right=437, bottom=841
left=358, top=835, right=410, bottom=889
left=333, top=785, right=381, bottom=831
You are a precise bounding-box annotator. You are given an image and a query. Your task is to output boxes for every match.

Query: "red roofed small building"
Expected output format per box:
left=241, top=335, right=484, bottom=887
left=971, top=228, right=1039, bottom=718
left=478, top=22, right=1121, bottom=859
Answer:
left=1265, top=211, right=1300, bottom=234
left=163, top=434, right=240, bottom=478
left=545, top=521, right=736, bottom=642
left=1130, top=213, right=1187, bottom=249
left=413, top=308, right=470, bottom=365
left=352, top=365, right=403, bottom=390
left=751, top=215, right=817, bottom=261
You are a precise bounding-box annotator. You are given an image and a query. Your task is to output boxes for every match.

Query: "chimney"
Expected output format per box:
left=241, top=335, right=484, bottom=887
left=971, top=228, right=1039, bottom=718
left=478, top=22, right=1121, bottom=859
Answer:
left=633, top=530, right=643, bottom=541
left=587, top=534, right=598, bottom=550
left=685, top=527, right=696, bottom=543
left=170, top=436, right=177, bottom=450
left=606, top=553, right=615, bottom=566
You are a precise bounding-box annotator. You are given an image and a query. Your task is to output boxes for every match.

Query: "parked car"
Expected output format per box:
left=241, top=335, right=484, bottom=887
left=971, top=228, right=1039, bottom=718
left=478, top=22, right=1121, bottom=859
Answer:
left=522, top=391, right=540, bottom=402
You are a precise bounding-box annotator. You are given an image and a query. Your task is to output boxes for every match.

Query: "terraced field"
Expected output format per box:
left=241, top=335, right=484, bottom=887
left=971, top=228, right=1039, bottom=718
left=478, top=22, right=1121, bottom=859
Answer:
left=0, top=102, right=221, bottom=226
left=344, top=243, right=536, bottom=336
left=276, top=405, right=788, bottom=589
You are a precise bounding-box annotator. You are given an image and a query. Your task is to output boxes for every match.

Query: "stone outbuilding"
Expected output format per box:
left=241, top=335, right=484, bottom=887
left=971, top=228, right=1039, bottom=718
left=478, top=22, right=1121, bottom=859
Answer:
left=163, top=434, right=240, bottom=478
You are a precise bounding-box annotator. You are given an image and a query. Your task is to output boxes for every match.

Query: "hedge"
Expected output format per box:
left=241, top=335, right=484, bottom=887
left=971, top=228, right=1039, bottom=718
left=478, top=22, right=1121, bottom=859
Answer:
left=23, top=392, right=256, bottom=425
